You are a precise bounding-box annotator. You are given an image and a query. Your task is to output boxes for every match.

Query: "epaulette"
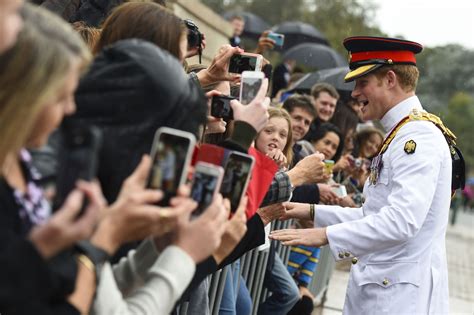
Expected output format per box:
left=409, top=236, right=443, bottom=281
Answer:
left=378, top=108, right=465, bottom=192
left=409, top=108, right=457, bottom=145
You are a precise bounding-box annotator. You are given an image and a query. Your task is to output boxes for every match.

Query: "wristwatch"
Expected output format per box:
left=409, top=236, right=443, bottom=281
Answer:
left=75, top=240, right=110, bottom=282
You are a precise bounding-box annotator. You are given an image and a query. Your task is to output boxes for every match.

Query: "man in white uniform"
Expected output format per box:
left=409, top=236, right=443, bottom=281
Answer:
left=270, top=36, right=460, bottom=314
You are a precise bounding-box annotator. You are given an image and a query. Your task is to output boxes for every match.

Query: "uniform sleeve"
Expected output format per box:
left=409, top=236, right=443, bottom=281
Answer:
left=314, top=204, right=364, bottom=228
left=93, top=245, right=196, bottom=315
left=326, top=123, right=446, bottom=260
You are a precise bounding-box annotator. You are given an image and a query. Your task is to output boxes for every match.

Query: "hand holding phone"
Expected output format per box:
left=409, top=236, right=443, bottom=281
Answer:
left=53, top=121, right=102, bottom=214
left=190, top=162, right=224, bottom=217
left=147, top=127, right=196, bottom=206
left=267, top=32, right=285, bottom=47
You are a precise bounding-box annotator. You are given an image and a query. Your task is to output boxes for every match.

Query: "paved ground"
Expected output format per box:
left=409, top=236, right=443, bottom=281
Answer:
left=313, top=210, right=474, bottom=315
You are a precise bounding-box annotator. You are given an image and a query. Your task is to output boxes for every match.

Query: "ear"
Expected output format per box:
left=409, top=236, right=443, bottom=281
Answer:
left=385, top=70, right=398, bottom=89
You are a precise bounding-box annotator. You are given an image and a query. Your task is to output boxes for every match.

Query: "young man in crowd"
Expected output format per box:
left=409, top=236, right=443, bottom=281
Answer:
left=282, top=94, right=316, bottom=165
left=229, top=15, right=245, bottom=47
left=304, top=83, right=339, bottom=141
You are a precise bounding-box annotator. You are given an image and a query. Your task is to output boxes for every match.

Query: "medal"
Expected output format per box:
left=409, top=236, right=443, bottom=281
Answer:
left=369, top=154, right=384, bottom=185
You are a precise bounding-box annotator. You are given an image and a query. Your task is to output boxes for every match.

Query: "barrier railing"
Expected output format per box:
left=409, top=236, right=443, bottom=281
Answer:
left=178, top=219, right=335, bottom=314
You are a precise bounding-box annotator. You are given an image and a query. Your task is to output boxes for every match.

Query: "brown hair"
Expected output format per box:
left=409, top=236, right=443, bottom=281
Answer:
left=355, top=127, right=385, bottom=158
left=311, top=82, right=340, bottom=101
left=374, top=64, right=419, bottom=92
left=282, top=94, right=317, bottom=119
left=94, top=2, right=186, bottom=58
left=257, top=107, right=294, bottom=165
left=72, top=21, right=101, bottom=51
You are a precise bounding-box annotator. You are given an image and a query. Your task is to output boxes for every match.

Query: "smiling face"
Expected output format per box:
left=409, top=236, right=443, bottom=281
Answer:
left=289, top=107, right=314, bottom=142
left=351, top=73, right=392, bottom=121
left=313, top=131, right=340, bottom=160
left=360, top=132, right=383, bottom=158
left=314, top=91, right=338, bottom=122
left=255, top=117, right=289, bottom=155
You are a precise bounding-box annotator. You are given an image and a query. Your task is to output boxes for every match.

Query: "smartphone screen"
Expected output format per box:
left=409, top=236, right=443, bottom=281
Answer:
left=190, top=163, right=223, bottom=217
left=147, top=128, right=195, bottom=205
left=240, top=75, right=263, bottom=105
left=211, top=95, right=235, bottom=120
left=54, top=122, right=102, bottom=213
left=220, top=152, right=255, bottom=212
left=229, top=54, right=258, bottom=73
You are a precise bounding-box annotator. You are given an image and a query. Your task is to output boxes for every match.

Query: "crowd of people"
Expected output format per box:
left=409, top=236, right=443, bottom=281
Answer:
left=0, top=1, right=461, bottom=315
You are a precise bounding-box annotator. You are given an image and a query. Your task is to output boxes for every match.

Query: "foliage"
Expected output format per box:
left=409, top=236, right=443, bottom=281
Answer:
left=441, top=92, right=474, bottom=175
left=417, top=45, right=474, bottom=112
left=200, top=0, right=386, bottom=54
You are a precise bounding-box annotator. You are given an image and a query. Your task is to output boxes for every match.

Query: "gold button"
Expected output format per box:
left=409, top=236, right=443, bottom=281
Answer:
left=344, top=252, right=350, bottom=257
left=338, top=253, right=344, bottom=259
left=351, top=257, right=358, bottom=264
left=382, top=278, right=389, bottom=286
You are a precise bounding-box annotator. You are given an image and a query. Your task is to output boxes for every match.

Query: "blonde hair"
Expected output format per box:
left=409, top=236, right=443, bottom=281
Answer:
left=374, top=64, right=419, bottom=92
left=0, top=4, right=91, bottom=169
left=257, top=107, right=294, bottom=165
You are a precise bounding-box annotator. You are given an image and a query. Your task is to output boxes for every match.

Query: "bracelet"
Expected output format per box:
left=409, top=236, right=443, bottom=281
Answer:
left=77, top=254, right=95, bottom=273
left=309, top=204, right=315, bottom=220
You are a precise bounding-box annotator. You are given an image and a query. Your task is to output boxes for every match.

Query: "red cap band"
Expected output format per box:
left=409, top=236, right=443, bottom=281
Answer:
left=350, top=50, right=416, bottom=64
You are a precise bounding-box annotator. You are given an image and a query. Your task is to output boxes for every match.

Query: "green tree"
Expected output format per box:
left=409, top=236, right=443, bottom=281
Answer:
left=303, top=0, right=386, bottom=54
left=199, top=0, right=386, bottom=55
left=442, top=92, right=474, bottom=175
left=417, top=45, right=474, bottom=112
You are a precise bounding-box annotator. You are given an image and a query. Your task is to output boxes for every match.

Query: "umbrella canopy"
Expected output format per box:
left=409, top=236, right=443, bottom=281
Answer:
left=222, top=11, right=271, bottom=39
left=283, top=43, right=347, bottom=70
left=291, top=67, right=355, bottom=100
left=273, top=21, right=329, bottom=50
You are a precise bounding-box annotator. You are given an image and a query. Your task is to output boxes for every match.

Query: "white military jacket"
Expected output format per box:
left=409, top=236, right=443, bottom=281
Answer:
left=315, top=96, right=451, bottom=314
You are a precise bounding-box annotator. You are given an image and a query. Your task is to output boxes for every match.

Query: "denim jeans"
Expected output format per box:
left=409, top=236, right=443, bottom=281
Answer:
left=219, top=260, right=252, bottom=315
left=257, top=254, right=299, bottom=315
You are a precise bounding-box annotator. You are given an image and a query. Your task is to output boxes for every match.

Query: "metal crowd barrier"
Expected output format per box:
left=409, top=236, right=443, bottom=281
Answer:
left=307, top=245, right=336, bottom=306
left=178, top=219, right=335, bottom=315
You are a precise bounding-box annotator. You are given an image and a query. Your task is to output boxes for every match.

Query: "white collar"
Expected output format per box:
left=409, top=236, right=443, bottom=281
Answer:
left=380, top=95, right=423, bottom=132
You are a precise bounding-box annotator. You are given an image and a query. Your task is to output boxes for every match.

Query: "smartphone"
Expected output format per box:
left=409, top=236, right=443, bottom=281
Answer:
left=211, top=95, right=236, bottom=120
left=190, top=162, right=224, bottom=217
left=268, top=32, right=285, bottom=47
left=239, top=71, right=265, bottom=105
left=228, top=52, right=263, bottom=74
left=147, top=127, right=196, bottom=205
left=220, top=152, right=255, bottom=213
left=323, top=159, right=335, bottom=175
left=53, top=121, right=102, bottom=213
left=331, top=185, right=347, bottom=197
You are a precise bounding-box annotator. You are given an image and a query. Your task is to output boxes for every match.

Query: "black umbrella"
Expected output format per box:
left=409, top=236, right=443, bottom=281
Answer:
left=222, top=11, right=271, bottom=39
left=291, top=67, right=355, bottom=100
left=273, top=21, right=329, bottom=50
left=283, top=43, right=347, bottom=70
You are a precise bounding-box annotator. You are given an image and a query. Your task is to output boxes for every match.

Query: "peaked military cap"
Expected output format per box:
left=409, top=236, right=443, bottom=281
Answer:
left=343, top=36, right=423, bottom=82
